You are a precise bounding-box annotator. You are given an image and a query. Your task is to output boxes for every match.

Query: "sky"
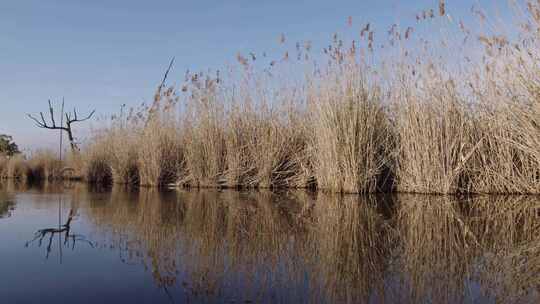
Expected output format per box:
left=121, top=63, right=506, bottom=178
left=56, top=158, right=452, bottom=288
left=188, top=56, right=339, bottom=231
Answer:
left=0, top=0, right=513, bottom=151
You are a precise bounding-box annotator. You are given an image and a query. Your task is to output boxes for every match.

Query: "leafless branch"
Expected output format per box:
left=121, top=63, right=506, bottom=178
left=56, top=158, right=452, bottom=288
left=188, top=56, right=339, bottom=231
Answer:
left=27, top=100, right=96, bottom=152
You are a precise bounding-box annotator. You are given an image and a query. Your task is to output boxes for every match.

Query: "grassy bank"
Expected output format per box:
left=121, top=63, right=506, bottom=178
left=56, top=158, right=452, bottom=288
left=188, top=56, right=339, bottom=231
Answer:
left=6, top=1, right=540, bottom=194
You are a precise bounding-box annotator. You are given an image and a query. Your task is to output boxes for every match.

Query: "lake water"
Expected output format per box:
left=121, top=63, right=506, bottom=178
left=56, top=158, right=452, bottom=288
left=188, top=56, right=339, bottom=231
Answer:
left=0, top=181, right=539, bottom=304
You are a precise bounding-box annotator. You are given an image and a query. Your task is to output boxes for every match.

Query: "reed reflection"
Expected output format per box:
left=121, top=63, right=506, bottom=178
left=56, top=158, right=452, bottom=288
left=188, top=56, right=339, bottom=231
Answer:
left=84, top=189, right=393, bottom=302
left=0, top=191, right=15, bottom=219
left=308, top=194, right=393, bottom=304
left=467, top=195, right=540, bottom=303
left=80, top=187, right=539, bottom=303
left=393, top=195, right=477, bottom=304
left=393, top=194, right=540, bottom=304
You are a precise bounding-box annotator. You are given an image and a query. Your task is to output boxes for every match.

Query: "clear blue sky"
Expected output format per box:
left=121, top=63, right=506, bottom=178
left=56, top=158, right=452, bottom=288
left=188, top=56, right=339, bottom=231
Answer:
left=0, top=0, right=510, bottom=151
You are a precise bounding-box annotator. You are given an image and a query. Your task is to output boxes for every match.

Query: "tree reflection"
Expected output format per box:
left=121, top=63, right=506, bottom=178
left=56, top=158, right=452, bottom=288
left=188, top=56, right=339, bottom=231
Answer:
left=26, top=208, right=94, bottom=259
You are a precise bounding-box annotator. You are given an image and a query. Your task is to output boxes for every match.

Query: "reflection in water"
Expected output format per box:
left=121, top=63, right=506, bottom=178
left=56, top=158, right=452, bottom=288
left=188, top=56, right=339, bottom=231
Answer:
left=0, top=180, right=18, bottom=218
left=83, top=188, right=540, bottom=303
left=308, top=194, right=392, bottom=303
left=393, top=195, right=478, bottom=304
left=0, top=193, right=15, bottom=219
left=25, top=209, right=94, bottom=259
left=392, top=195, right=540, bottom=304
left=2, top=182, right=539, bottom=303
left=468, top=196, right=540, bottom=303
left=84, top=189, right=395, bottom=303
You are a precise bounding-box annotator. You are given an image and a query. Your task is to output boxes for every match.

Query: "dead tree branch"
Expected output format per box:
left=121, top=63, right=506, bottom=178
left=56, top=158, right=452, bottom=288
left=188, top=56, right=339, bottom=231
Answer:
left=27, top=100, right=95, bottom=152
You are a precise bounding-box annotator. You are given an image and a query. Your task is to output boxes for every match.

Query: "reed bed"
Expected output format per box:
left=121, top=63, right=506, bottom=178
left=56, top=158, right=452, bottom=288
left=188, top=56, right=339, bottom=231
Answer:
left=9, top=1, right=540, bottom=194
left=1, top=150, right=75, bottom=182
left=90, top=110, right=141, bottom=186
left=75, top=1, right=537, bottom=194
left=179, top=79, right=227, bottom=187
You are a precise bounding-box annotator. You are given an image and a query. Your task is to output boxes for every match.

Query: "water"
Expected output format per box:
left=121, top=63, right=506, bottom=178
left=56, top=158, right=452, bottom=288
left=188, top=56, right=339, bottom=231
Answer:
left=0, top=181, right=539, bottom=304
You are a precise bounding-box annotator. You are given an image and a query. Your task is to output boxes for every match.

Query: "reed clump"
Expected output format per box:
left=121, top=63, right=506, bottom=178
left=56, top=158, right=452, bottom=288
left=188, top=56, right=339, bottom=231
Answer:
left=108, top=133, right=139, bottom=186
left=177, top=78, right=225, bottom=187
left=393, top=69, right=478, bottom=194
left=309, top=61, right=394, bottom=193
left=98, top=111, right=141, bottom=186
left=81, top=88, right=184, bottom=187
left=82, top=139, right=113, bottom=185
left=466, top=31, right=540, bottom=194
left=223, top=86, right=311, bottom=189
left=2, top=154, right=31, bottom=180
left=176, top=70, right=311, bottom=189
left=138, top=90, right=183, bottom=187
left=27, top=150, right=62, bottom=181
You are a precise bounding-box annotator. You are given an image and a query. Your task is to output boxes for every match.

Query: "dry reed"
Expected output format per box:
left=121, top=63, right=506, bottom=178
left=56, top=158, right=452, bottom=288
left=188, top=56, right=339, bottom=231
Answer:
left=309, top=61, right=394, bottom=193
left=27, top=150, right=62, bottom=181
left=40, top=1, right=540, bottom=194
left=392, top=69, right=478, bottom=194
left=138, top=89, right=183, bottom=187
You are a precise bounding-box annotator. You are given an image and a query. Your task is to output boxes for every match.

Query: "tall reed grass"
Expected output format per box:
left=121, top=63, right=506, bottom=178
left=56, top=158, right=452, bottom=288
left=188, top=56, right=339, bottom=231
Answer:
left=43, top=1, right=540, bottom=193
left=392, top=70, right=478, bottom=194
left=309, top=61, right=394, bottom=193
left=27, top=150, right=62, bottom=180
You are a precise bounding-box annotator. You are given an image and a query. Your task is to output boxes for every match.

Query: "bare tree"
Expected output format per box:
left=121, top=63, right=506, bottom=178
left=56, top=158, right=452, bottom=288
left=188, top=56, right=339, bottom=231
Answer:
left=27, top=100, right=95, bottom=152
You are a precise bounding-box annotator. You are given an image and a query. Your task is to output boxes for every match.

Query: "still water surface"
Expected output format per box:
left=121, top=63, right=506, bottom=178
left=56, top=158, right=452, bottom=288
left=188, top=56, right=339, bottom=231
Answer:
left=0, top=181, right=539, bottom=304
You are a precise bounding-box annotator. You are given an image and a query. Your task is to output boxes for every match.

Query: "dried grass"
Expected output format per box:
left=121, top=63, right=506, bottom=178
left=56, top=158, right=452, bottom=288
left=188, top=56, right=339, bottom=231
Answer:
left=3, top=155, right=30, bottom=180
left=73, top=1, right=540, bottom=194
left=27, top=150, right=62, bottom=181
left=138, top=105, right=183, bottom=187
left=309, top=61, right=394, bottom=193
left=393, top=70, right=478, bottom=194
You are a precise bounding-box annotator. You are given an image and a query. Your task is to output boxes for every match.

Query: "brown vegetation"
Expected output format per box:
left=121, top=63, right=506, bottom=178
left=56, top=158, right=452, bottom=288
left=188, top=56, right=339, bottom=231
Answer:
left=8, top=1, right=540, bottom=194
